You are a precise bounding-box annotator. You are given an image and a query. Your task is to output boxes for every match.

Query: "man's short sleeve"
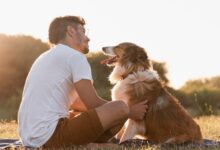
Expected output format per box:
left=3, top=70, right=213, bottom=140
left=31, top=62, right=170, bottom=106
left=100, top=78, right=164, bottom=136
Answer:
left=68, top=53, right=92, bottom=83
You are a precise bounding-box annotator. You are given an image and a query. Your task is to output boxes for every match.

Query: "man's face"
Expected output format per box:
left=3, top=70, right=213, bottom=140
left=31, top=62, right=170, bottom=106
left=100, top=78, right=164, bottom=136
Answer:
left=74, top=24, right=90, bottom=54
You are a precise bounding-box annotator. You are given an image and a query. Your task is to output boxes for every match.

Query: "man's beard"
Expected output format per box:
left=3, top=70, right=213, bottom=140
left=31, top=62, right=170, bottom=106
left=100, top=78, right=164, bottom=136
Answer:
left=83, top=47, right=89, bottom=54
left=76, top=33, right=89, bottom=54
left=75, top=40, right=89, bottom=54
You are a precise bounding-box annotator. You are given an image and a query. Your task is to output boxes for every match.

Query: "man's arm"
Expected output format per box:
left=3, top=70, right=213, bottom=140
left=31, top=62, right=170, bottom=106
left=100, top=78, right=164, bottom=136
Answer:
left=70, top=97, right=87, bottom=112
left=74, top=79, right=108, bottom=109
left=74, top=79, right=148, bottom=121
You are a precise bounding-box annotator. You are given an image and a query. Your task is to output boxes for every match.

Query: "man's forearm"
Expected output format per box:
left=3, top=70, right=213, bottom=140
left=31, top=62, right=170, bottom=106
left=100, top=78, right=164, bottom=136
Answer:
left=98, top=97, right=109, bottom=106
left=89, top=96, right=108, bottom=109
left=74, top=79, right=110, bottom=110
left=71, top=96, right=108, bottom=111
left=70, top=98, right=87, bottom=112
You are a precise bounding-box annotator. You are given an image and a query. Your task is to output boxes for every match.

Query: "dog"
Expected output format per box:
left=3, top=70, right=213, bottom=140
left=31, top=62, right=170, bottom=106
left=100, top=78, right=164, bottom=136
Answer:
left=102, top=42, right=202, bottom=144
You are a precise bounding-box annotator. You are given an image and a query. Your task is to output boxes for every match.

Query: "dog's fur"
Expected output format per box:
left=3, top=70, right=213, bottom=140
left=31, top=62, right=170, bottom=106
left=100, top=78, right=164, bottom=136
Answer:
left=102, top=42, right=202, bottom=144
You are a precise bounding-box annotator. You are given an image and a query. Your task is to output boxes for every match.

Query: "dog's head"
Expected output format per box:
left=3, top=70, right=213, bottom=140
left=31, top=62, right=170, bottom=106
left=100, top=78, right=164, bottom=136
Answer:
left=102, top=42, right=152, bottom=83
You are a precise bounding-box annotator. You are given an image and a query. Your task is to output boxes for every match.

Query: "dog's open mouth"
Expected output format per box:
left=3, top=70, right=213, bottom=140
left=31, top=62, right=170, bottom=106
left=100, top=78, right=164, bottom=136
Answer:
left=100, top=56, right=119, bottom=65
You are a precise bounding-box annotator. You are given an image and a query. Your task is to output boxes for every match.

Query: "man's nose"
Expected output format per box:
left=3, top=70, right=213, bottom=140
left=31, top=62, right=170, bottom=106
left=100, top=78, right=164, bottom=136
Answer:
left=86, top=36, right=90, bottom=42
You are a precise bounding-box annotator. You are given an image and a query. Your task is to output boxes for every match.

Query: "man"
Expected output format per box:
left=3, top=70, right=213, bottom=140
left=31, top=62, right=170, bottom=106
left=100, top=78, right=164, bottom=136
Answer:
left=18, top=15, right=148, bottom=148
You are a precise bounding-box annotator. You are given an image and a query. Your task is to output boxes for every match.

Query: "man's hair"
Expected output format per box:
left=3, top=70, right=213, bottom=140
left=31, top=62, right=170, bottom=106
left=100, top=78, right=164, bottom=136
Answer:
left=48, top=16, right=85, bottom=44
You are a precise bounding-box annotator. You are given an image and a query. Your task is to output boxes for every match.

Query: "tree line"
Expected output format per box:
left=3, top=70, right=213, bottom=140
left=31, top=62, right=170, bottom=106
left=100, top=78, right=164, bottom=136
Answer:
left=0, top=34, right=219, bottom=120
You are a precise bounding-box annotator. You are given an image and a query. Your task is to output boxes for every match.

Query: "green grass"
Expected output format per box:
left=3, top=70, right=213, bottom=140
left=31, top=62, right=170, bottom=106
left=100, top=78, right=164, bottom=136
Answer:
left=0, top=116, right=220, bottom=149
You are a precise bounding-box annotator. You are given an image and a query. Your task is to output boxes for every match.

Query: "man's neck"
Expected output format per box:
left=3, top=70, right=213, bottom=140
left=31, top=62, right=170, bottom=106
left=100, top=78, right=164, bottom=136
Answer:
left=58, top=41, right=81, bottom=53
left=58, top=41, right=72, bottom=48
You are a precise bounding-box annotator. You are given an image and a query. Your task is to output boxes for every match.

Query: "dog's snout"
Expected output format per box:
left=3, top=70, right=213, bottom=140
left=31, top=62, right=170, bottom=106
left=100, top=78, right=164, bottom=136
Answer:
left=102, top=47, right=108, bottom=52
left=102, top=46, right=115, bottom=55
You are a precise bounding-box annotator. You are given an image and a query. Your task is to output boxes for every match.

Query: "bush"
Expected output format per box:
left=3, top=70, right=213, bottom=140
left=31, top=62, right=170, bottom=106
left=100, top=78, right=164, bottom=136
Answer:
left=179, top=77, right=220, bottom=116
left=2, top=34, right=219, bottom=120
left=0, top=34, right=49, bottom=103
left=0, top=89, right=22, bottom=120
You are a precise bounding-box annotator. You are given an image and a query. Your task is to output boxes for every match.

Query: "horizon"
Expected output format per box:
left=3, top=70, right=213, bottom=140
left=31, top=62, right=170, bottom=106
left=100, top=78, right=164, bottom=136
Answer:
left=0, top=0, right=220, bottom=89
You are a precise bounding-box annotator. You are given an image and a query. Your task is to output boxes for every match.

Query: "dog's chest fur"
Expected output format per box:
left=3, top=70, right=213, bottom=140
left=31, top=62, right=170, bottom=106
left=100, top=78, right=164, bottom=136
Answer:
left=111, top=70, right=160, bottom=104
left=111, top=80, right=130, bottom=103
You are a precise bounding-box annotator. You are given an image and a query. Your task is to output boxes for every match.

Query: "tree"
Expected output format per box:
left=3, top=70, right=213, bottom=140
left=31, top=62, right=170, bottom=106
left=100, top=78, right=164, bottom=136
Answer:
left=0, top=34, right=49, bottom=103
left=179, top=76, right=220, bottom=115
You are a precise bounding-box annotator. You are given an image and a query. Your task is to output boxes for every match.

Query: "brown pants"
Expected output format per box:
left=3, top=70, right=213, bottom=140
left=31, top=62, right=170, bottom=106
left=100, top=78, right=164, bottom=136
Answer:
left=43, top=109, right=124, bottom=148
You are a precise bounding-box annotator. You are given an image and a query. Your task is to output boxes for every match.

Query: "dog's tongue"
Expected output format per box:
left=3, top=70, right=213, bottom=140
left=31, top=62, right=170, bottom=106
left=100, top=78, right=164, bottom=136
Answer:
left=100, top=59, right=109, bottom=64
left=100, top=56, right=118, bottom=65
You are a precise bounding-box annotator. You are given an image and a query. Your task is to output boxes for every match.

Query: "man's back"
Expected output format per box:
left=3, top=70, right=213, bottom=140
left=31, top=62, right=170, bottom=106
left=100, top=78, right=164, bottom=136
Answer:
left=18, top=44, right=92, bottom=147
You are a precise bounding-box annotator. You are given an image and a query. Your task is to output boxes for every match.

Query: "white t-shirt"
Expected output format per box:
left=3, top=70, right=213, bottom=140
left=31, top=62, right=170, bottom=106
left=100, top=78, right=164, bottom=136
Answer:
left=18, top=44, right=92, bottom=147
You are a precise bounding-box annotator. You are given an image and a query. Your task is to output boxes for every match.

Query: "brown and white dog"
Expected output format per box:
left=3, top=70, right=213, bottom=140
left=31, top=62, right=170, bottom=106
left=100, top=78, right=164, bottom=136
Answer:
left=102, top=42, right=202, bottom=144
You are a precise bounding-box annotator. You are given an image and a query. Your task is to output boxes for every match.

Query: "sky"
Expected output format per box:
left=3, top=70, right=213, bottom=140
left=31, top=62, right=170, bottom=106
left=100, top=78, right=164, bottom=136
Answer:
left=0, top=0, right=220, bottom=89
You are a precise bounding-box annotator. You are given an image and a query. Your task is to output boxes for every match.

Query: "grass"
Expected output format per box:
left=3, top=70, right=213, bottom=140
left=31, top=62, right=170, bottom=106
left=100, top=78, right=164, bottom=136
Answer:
left=0, top=116, right=220, bottom=149
left=196, top=116, right=220, bottom=140
left=0, top=120, right=17, bottom=138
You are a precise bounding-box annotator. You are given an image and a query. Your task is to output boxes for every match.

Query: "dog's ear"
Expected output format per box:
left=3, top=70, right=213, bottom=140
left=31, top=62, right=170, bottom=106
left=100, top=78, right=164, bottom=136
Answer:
left=124, top=45, right=149, bottom=63
left=124, top=46, right=140, bottom=62
left=137, top=47, right=148, bottom=61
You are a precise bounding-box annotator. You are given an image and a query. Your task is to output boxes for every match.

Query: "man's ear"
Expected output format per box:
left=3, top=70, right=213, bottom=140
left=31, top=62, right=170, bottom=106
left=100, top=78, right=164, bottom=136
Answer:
left=67, top=25, right=76, bottom=37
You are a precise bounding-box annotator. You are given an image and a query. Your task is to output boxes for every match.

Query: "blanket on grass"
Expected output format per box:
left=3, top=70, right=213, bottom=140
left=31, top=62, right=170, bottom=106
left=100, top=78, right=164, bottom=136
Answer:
left=119, top=139, right=220, bottom=149
left=0, top=138, right=220, bottom=149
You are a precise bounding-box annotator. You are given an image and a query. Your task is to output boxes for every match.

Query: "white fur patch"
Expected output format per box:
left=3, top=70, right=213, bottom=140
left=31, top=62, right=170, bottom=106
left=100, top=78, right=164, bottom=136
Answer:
left=111, top=70, right=160, bottom=104
left=109, top=65, right=126, bottom=84
left=156, top=96, right=169, bottom=108
left=120, top=119, right=146, bottom=143
left=111, top=80, right=130, bottom=103
left=124, top=70, right=159, bottom=84
left=165, top=137, right=175, bottom=143
left=103, top=47, right=115, bottom=56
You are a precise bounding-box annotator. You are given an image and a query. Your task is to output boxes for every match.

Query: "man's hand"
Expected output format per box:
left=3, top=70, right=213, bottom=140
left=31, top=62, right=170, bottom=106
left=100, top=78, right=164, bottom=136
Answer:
left=69, top=110, right=82, bottom=118
left=128, top=100, right=148, bottom=120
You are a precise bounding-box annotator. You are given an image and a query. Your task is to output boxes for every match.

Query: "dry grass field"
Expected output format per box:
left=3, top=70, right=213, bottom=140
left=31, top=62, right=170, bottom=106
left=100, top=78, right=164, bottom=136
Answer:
left=0, top=116, right=220, bottom=149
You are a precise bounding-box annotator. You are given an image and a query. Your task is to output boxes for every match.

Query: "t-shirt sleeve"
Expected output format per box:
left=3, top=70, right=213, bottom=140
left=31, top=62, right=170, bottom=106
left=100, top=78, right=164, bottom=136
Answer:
left=68, top=53, right=93, bottom=83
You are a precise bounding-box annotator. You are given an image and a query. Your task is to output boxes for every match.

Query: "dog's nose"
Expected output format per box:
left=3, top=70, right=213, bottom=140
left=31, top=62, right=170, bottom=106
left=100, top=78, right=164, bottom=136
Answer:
left=102, top=47, right=108, bottom=52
